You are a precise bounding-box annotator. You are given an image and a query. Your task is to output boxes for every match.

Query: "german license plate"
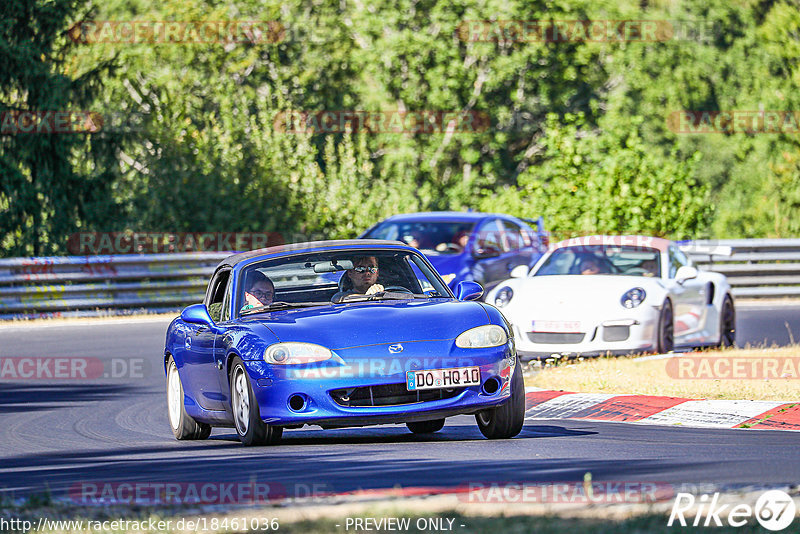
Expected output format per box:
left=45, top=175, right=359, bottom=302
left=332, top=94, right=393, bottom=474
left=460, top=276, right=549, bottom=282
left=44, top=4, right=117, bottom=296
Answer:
left=531, top=320, right=581, bottom=332
left=406, top=366, right=481, bottom=391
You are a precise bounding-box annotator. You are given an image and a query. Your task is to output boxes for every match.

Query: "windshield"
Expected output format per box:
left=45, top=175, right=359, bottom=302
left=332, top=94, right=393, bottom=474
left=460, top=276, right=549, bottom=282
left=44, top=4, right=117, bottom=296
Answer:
left=236, top=249, right=451, bottom=316
left=534, top=245, right=662, bottom=277
left=363, top=221, right=476, bottom=255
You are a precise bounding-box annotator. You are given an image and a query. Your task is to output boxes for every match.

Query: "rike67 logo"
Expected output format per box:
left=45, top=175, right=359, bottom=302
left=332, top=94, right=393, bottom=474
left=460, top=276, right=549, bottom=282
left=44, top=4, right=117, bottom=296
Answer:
left=668, top=490, right=796, bottom=530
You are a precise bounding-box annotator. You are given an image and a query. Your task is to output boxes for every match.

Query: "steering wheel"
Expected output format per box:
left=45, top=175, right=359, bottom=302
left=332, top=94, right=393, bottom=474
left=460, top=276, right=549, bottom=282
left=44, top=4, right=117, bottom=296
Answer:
left=436, top=242, right=463, bottom=253
left=382, top=285, right=413, bottom=293
left=625, top=268, right=649, bottom=275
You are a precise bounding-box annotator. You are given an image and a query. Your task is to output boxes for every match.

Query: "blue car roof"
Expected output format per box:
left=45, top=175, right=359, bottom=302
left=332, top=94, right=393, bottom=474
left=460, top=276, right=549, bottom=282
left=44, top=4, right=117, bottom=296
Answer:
left=217, top=239, right=408, bottom=269
left=374, top=211, right=511, bottom=223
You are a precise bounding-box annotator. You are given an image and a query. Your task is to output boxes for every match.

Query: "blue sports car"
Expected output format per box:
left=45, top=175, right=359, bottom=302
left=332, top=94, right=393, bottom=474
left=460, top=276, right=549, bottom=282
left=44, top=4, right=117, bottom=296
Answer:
left=164, top=240, right=525, bottom=445
left=360, top=212, right=548, bottom=293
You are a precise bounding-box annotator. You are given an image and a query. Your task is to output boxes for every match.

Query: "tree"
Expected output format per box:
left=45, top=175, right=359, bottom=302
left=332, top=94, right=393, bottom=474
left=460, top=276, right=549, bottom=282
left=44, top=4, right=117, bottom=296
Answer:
left=480, top=113, right=712, bottom=239
left=0, top=0, right=122, bottom=256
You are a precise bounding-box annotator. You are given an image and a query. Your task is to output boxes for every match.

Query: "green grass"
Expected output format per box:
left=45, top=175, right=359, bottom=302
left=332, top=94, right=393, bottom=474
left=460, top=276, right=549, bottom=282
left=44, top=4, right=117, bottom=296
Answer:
left=525, top=347, right=800, bottom=401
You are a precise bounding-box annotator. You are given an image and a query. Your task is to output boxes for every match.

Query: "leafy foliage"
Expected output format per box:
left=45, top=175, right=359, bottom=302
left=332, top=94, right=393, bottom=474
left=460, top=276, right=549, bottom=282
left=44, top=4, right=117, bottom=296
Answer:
left=2, top=0, right=800, bottom=256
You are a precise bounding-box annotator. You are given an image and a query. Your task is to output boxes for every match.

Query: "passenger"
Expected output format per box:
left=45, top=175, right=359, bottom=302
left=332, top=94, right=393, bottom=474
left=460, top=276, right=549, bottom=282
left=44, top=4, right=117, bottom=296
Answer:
left=403, top=231, right=424, bottom=250
left=579, top=257, right=605, bottom=275
left=436, top=230, right=470, bottom=253
left=331, top=256, right=384, bottom=302
left=241, top=271, right=275, bottom=311
left=640, top=258, right=659, bottom=277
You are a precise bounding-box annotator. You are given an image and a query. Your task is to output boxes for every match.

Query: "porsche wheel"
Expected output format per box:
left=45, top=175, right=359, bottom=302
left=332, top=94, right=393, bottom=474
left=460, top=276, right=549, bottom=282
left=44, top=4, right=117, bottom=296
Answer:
left=167, top=357, right=211, bottom=440
left=656, top=300, right=674, bottom=353
left=475, top=359, right=525, bottom=439
left=407, top=419, right=445, bottom=434
left=718, top=295, right=736, bottom=348
left=230, top=356, right=282, bottom=446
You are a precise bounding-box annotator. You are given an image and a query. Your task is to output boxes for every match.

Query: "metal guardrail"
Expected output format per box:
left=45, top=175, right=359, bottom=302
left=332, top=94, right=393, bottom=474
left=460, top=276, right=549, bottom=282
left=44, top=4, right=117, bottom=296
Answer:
left=682, top=239, right=800, bottom=299
left=1, top=239, right=799, bottom=320
left=0, top=253, right=228, bottom=320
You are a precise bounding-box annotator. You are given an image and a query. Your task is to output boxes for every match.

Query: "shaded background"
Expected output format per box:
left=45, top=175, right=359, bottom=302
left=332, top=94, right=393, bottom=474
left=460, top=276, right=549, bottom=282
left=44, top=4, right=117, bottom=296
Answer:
left=2, top=0, right=799, bottom=257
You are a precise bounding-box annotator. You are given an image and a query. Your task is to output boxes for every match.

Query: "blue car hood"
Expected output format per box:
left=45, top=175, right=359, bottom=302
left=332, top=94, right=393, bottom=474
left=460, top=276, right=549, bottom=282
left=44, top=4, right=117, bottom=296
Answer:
left=244, top=299, right=489, bottom=350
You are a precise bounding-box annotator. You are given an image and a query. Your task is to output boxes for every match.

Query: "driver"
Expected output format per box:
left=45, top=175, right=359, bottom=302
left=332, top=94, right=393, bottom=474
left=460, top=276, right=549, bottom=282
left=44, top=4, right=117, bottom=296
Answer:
left=241, top=271, right=275, bottom=312
left=640, top=258, right=659, bottom=277
left=331, top=256, right=384, bottom=302
left=579, top=256, right=607, bottom=275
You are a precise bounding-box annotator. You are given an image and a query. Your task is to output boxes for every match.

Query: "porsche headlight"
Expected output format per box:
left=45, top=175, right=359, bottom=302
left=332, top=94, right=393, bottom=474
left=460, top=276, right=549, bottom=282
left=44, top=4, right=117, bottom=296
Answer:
left=621, top=287, right=646, bottom=309
left=264, top=343, right=332, bottom=364
left=494, top=286, right=513, bottom=308
left=456, top=325, right=508, bottom=348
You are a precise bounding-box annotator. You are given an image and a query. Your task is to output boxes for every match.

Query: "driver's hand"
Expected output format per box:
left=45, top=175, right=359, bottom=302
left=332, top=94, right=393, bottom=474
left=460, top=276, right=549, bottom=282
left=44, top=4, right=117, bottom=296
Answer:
left=365, top=284, right=384, bottom=295
left=244, top=292, right=264, bottom=307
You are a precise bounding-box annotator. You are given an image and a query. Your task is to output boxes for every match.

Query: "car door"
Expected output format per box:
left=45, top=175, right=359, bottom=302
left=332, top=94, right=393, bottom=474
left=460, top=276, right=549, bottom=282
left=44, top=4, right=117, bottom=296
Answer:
left=182, top=268, right=230, bottom=411
left=665, top=246, right=707, bottom=338
left=471, top=218, right=510, bottom=289
left=213, top=276, right=236, bottom=411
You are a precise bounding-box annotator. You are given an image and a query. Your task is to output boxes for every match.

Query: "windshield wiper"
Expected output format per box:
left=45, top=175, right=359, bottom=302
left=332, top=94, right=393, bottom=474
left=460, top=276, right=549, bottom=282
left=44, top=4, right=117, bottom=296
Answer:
left=240, top=301, right=327, bottom=315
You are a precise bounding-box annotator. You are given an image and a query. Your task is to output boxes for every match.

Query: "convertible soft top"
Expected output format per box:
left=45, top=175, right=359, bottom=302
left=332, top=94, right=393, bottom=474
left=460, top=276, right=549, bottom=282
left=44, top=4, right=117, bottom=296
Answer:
left=216, top=239, right=406, bottom=269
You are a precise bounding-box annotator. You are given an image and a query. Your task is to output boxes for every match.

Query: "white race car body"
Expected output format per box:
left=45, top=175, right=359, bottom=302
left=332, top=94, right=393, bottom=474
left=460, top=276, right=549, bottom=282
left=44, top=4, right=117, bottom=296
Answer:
left=485, top=236, right=734, bottom=359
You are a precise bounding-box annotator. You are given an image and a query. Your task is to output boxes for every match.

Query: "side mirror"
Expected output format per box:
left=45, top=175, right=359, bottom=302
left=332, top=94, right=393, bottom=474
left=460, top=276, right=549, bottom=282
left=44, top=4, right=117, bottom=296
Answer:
left=675, top=265, right=698, bottom=283
left=455, top=280, right=484, bottom=301
left=509, top=265, right=529, bottom=278
left=181, top=304, right=214, bottom=327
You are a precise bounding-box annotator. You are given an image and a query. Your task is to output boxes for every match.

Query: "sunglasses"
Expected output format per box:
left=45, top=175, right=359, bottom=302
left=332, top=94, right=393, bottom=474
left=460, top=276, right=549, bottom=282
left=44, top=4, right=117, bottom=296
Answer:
left=352, top=266, right=378, bottom=274
left=249, top=289, right=274, bottom=298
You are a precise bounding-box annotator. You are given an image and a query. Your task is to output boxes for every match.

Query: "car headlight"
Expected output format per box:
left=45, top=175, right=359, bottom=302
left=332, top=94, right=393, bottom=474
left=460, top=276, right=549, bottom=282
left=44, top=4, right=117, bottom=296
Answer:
left=494, top=286, right=513, bottom=307
left=456, top=325, right=508, bottom=348
left=264, top=343, right=333, bottom=364
left=621, top=288, right=646, bottom=309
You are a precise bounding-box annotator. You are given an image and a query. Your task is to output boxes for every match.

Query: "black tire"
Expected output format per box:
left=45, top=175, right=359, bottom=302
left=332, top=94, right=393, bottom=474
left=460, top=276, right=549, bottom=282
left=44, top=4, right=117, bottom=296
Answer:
left=166, top=357, right=211, bottom=440
left=406, top=419, right=445, bottom=434
left=475, top=358, right=525, bottom=439
left=718, top=295, right=736, bottom=348
left=229, top=356, right=282, bottom=446
left=656, top=299, right=674, bottom=353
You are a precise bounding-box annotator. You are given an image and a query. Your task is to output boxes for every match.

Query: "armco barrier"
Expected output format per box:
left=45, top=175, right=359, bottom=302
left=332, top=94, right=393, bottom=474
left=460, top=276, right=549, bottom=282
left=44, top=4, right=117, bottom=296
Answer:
left=682, top=239, right=800, bottom=299
left=0, top=240, right=799, bottom=320
left=0, top=253, right=228, bottom=320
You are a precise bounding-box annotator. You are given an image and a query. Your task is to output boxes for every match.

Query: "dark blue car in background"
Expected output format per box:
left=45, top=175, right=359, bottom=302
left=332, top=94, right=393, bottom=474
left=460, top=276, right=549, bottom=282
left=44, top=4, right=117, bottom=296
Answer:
left=361, top=212, right=548, bottom=293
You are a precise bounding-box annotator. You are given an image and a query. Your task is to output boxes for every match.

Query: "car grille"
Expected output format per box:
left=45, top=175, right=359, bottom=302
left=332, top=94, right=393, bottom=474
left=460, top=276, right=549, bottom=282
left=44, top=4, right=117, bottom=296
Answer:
left=329, top=383, right=463, bottom=407
left=602, top=325, right=630, bottom=342
left=527, top=332, right=585, bottom=344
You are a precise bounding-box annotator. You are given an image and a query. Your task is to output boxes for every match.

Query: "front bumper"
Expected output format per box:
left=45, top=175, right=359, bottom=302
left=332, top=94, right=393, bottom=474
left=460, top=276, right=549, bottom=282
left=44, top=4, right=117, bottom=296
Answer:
left=243, top=340, right=516, bottom=427
left=512, top=308, right=660, bottom=360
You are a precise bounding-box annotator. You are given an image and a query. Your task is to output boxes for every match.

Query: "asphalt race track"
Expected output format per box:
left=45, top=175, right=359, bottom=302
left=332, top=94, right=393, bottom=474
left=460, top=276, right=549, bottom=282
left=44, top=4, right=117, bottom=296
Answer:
left=1, top=303, right=799, bottom=501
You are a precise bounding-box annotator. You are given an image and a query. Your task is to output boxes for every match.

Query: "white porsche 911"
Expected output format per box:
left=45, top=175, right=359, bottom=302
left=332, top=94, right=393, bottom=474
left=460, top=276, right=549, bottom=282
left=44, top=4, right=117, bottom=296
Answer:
left=484, top=236, right=736, bottom=359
